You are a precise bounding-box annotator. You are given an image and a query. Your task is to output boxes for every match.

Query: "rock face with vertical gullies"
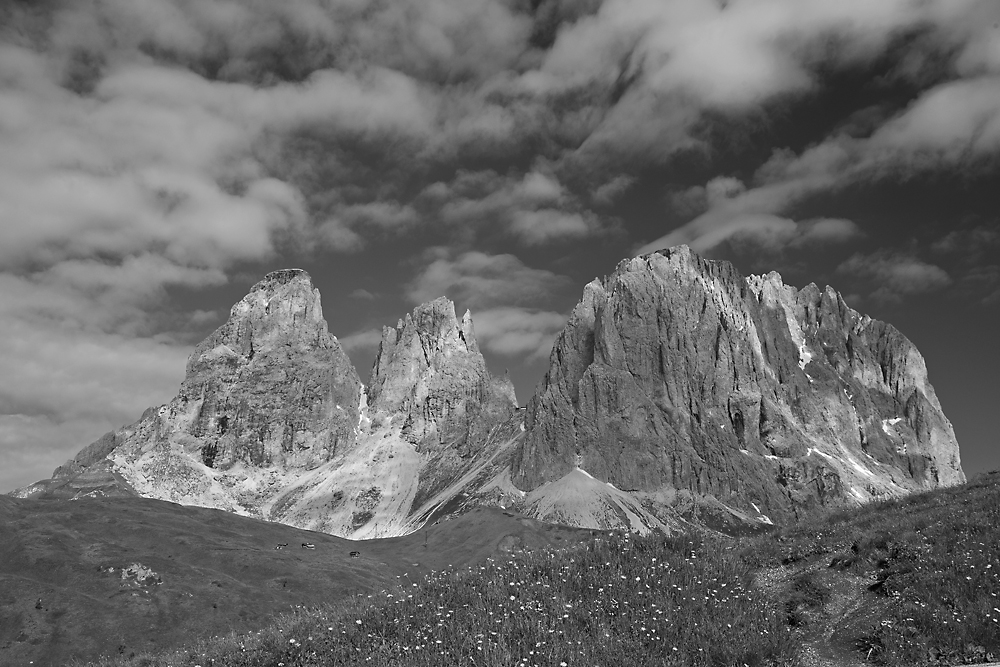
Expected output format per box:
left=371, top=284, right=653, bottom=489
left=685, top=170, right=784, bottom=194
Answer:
left=511, top=246, right=964, bottom=527
left=14, top=250, right=965, bottom=537
left=15, top=272, right=522, bottom=539
left=357, top=297, right=521, bottom=524
left=178, top=268, right=364, bottom=471
left=368, top=297, right=518, bottom=456
left=19, top=269, right=366, bottom=513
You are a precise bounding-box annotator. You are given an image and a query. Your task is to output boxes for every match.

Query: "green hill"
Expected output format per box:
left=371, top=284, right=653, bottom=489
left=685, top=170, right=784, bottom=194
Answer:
left=5, top=471, right=998, bottom=667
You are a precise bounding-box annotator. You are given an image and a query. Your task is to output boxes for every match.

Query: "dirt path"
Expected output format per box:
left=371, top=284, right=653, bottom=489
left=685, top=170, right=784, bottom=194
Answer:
left=754, top=558, right=877, bottom=667
left=797, top=566, right=870, bottom=667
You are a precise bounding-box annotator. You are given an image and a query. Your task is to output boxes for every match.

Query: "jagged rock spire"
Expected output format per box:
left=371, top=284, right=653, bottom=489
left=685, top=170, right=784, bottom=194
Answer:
left=367, top=296, right=516, bottom=453
left=513, top=245, right=963, bottom=524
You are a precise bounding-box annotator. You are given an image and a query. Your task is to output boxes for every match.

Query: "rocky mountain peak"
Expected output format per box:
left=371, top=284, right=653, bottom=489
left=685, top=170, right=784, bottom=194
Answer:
left=513, top=245, right=963, bottom=527
left=188, top=269, right=329, bottom=375
left=368, top=297, right=492, bottom=414
left=366, top=297, right=517, bottom=456
left=16, top=251, right=964, bottom=538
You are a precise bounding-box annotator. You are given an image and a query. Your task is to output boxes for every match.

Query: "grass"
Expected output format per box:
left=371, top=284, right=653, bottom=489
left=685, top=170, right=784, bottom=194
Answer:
left=743, top=470, right=1000, bottom=665
left=83, top=472, right=1000, bottom=667
left=84, top=532, right=795, bottom=667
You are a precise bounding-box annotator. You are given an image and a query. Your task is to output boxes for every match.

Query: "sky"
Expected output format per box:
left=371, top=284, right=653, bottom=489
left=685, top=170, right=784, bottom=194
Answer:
left=1, top=0, right=998, bottom=493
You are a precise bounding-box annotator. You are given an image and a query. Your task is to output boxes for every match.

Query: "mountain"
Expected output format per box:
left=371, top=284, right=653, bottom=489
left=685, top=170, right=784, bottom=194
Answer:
left=14, top=247, right=964, bottom=535
left=0, top=495, right=597, bottom=667
left=511, top=246, right=964, bottom=529
left=15, top=271, right=520, bottom=539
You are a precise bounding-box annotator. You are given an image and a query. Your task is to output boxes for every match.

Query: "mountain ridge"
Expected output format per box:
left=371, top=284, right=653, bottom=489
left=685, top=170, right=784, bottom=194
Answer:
left=514, top=246, right=962, bottom=527
left=13, top=246, right=964, bottom=537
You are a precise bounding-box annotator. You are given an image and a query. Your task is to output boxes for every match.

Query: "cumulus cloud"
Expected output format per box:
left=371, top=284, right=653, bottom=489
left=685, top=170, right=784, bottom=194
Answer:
left=407, top=250, right=572, bottom=309
left=405, top=250, right=572, bottom=364
left=510, top=209, right=599, bottom=245
left=2, top=0, right=999, bottom=489
left=535, top=0, right=992, bottom=167
left=0, top=319, right=188, bottom=492
left=837, top=250, right=952, bottom=303
left=472, top=308, right=567, bottom=361
left=348, top=288, right=377, bottom=301
left=423, top=169, right=611, bottom=245
left=337, top=327, right=384, bottom=355
left=868, top=76, right=1000, bottom=160
left=637, top=169, right=857, bottom=255
left=640, top=62, right=1000, bottom=258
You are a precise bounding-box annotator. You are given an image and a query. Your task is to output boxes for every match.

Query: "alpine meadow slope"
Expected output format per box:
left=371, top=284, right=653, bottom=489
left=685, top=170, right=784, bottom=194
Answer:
left=14, top=247, right=965, bottom=535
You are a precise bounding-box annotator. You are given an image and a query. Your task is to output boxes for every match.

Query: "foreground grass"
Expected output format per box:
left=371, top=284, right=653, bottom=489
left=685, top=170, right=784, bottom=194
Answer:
left=86, top=472, right=1000, bottom=667
left=745, top=471, right=1000, bottom=665
left=86, top=532, right=794, bottom=667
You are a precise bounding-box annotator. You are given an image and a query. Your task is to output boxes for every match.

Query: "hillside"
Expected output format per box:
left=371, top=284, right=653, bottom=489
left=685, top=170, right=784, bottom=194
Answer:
left=0, top=496, right=598, bottom=667
left=63, top=470, right=1000, bottom=667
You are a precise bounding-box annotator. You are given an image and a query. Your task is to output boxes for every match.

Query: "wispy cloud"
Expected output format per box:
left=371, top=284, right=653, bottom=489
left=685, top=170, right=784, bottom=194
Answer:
left=2, top=0, right=999, bottom=489
left=837, top=250, right=952, bottom=304
left=406, top=249, right=572, bottom=309
left=472, top=307, right=568, bottom=361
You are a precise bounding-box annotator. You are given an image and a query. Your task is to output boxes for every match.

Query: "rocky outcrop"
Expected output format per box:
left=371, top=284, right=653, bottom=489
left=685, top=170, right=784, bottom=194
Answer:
left=177, top=268, right=363, bottom=470
left=17, top=271, right=520, bottom=538
left=64, top=269, right=367, bottom=515
left=263, top=297, right=521, bottom=537
left=511, top=246, right=964, bottom=526
left=369, top=297, right=518, bottom=455
left=15, top=249, right=964, bottom=536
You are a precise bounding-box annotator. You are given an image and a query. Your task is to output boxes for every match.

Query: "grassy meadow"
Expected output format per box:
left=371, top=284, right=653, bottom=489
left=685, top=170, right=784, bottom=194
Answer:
left=83, top=472, right=1000, bottom=667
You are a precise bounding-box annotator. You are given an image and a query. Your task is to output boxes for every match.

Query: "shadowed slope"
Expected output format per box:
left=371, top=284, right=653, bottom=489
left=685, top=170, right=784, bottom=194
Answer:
left=0, top=496, right=597, bottom=667
left=514, top=246, right=964, bottom=528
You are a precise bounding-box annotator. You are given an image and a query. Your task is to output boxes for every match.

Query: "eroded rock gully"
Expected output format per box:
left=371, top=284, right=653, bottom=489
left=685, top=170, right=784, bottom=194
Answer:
left=16, top=247, right=964, bottom=536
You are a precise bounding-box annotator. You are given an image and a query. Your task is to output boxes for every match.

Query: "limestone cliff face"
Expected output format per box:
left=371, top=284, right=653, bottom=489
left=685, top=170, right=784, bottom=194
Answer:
left=511, top=246, right=964, bottom=525
left=356, top=297, right=520, bottom=519
left=19, top=273, right=520, bottom=539
left=74, top=269, right=367, bottom=515
left=15, top=250, right=964, bottom=536
left=368, top=297, right=518, bottom=456
left=179, top=268, right=363, bottom=470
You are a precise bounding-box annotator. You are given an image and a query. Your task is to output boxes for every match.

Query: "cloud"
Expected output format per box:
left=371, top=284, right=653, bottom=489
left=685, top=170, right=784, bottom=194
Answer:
left=407, top=250, right=572, bottom=309
left=0, top=319, right=188, bottom=493
left=2, top=0, right=999, bottom=489
left=869, top=76, right=1000, bottom=160
left=41, top=0, right=534, bottom=86
left=471, top=307, right=567, bottom=361
left=510, top=209, right=599, bottom=245
left=961, top=264, right=1000, bottom=305
left=591, top=175, right=635, bottom=206
left=638, top=170, right=860, bottom=256
left=533, top=0, right=990, bottom=167
left=720, top=215, right=861, bottom=253
left=932, top=221, right=1000, bottom=258
left=428, top=169, right=610, bottom=245
left=348, top=288, right=377, bottom=301
left=932, top=221, right=1000, bottom=304
left=337, top=327, right=384, bottom=355
left=837, top=250, right=952, bottom=303
left=639, top=65, right=1000, bottom=258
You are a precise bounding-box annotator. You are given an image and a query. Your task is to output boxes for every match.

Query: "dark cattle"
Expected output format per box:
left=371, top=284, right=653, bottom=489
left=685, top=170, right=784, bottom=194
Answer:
left=349, top=551, right=360, bottom=558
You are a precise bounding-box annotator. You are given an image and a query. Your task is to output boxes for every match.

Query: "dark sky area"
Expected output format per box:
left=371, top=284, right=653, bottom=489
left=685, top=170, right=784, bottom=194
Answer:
left=1, top=0, right=998, bottom=492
